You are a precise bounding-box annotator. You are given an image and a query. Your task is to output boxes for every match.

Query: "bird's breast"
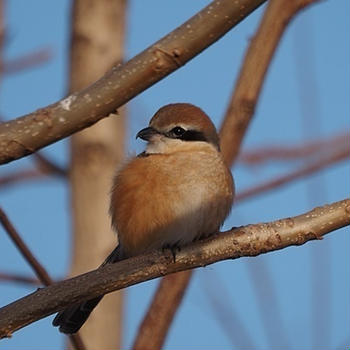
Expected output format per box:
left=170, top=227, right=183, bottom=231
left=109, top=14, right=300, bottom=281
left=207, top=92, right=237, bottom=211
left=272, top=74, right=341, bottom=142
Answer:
left=110, top=146, right=234, bottom=257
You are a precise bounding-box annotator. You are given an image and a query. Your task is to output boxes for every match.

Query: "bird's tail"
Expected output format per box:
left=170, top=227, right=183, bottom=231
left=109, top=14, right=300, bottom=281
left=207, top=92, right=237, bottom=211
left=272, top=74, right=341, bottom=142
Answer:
left=52, top=245, right=124, bottom=334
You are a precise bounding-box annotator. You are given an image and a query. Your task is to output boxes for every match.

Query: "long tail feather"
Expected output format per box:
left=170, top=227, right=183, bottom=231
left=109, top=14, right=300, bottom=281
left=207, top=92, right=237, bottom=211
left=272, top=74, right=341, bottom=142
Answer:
left=52, top=245, right=123, bottom=334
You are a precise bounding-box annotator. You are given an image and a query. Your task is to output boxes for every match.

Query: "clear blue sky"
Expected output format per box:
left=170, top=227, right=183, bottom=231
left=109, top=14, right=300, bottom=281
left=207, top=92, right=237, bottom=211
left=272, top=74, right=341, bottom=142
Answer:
left=0, top=1, right=349, bottom=349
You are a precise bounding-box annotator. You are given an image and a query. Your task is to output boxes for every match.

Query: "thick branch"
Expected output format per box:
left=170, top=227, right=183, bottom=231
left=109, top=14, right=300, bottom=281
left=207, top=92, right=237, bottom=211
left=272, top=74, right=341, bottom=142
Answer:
left=0, top=0, right=265, bottom=165
left=0, top=199, right=348, bottom=338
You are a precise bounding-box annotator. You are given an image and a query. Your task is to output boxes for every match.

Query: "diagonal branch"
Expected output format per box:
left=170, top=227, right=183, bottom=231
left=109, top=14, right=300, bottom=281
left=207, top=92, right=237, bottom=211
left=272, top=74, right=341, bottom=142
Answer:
left=0, top=272, right=40, bottom=286
left=0, top=207, right=53, bottom=285
left=219, top=0, right=321, bottom=166
left=0, top=199, right=348, bottom=339
left=0, top=0, right=265, bottom=165
left=235, top=146, right=350, bottom=202
left=2, top=48, right=52, bottom=75
left=0, top=116, right=67, bottom=178
left=238, top=132, right=349, bottom=165
left=0, top=208, right=86, bottom=350
left=132, top=271, right=193, bottom=350
left=33, top=152, right=67, bottom=177
left=0, top=168, right=48, bottom=188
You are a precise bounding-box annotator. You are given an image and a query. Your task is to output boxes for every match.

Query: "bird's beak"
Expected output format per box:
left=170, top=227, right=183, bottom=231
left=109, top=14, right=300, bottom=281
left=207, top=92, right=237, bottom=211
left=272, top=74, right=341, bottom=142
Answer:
left=136, top=127, right=158, bottom=141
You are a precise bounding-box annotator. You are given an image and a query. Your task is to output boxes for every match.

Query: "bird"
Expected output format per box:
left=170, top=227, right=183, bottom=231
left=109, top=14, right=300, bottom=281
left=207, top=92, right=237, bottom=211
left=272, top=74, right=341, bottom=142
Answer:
left=52, top=103, right=234, bottom=334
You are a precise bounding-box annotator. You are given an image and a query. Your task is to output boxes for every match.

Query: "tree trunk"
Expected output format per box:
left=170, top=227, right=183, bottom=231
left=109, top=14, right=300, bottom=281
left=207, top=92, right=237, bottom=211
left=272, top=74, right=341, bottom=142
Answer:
left=69, top=0, right=127, bottom=348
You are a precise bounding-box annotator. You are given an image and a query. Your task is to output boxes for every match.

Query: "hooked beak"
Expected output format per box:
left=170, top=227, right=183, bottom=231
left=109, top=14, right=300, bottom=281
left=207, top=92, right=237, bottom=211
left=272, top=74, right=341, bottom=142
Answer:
left=136, top=126, right=158, bottom=141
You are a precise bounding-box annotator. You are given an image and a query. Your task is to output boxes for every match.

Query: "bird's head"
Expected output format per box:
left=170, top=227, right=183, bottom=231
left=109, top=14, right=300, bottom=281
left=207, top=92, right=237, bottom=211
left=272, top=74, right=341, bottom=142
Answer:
left=136, top=103, right=220, bottom=154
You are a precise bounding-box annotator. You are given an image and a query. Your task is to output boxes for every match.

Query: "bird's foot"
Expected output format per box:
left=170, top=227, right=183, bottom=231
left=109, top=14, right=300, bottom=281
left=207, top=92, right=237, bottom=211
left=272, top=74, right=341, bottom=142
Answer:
left=162, top=244, right=181, bottom=263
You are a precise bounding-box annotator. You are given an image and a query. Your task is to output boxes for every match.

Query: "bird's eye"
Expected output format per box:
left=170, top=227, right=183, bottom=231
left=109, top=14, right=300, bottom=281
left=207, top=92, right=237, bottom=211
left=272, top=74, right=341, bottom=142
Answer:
left=171, top=127, right=186, bottom=136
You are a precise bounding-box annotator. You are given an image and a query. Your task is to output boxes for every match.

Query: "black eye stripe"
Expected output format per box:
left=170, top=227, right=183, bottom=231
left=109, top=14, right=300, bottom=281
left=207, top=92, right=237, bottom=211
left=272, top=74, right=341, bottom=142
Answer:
left=180, top=130, right=207, bottom=142
left=165, top=128, right=207, bottom=143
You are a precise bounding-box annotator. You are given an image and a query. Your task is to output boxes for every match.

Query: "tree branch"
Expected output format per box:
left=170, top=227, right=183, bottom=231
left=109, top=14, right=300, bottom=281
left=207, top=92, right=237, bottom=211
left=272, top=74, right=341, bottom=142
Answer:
left=235, top=146, right=350, bottom=202
left=0, top=272, right=39, bottom=286
left=0, top=207, right=53, bottom=285
left=133, top=271, right=193, bottom=350
left=219, top=0, right=320, bottom=166
left=0, top=168, right=48, bottom=188
left=0, top=208, right=86, bottom=350
left=0, top=0, right=265, bottom=165
left=0, top=199, right=348, bottom=339
left=238, top=132, right=348, bottom=165
left=33, top=152, right=67, bottom=177
left=2, top=48, right=52, bottom=75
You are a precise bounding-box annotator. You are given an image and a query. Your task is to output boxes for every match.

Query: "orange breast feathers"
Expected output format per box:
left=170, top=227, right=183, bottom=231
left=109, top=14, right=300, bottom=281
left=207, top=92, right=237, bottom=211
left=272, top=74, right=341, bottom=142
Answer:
left=110, top=144, right=234, bottom=257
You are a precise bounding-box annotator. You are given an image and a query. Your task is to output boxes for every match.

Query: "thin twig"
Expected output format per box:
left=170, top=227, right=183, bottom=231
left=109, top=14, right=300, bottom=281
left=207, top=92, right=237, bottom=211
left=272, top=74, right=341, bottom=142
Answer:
left=0, top=208, right=86, bottom=350
left=0, top=168, right=48, bottom=188
left=0, top=198, right=348, bottom=339
left=3, top=48, right=52, bottom=75
left=238, top=133, right=348, bottom=165
left=33, top=152, right=67, bottom=177
left=0, top=0, right=266, bottom=165
left=0, top=272, right=39, bottom=286
left=201, top=270, right=257, bottom=349
left=0, top=207, right=52, bottom=285
left=244, top=260, right=290, bottom=348
left=235, top=146, right=349, bottom=203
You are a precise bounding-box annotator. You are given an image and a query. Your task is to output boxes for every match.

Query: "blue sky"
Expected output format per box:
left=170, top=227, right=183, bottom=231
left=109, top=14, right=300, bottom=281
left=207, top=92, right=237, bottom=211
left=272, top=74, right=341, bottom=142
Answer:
left=0, top=1, right=349, bottom=349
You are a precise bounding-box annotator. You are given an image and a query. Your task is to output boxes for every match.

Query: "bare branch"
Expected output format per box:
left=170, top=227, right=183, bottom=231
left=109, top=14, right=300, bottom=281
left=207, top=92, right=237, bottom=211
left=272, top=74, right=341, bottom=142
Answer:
left=235, top=146, right=350, bottom=203
left=0, top=199, right=348, bottom=338
left=0, top=207, right=53, bottom=285
left=201, top=271, right=257, bottom=348
left=238, top=133, right=349, bottom=165
left=33, top=152, right=67, bottom=177
left=133, top=271, right=193, bottom=350
left=0, top=168, right=48, bottom=188
left=0, top=0, right=265, bottom=165
left=0, top=208, right=86, bottom=350
left=219, top=0, right=321, bottom=166
left=0, top=272, right=39, bottom=286
left=2, top=48, right=52, bottom=75
left=0, top=115, right=67, bottom=178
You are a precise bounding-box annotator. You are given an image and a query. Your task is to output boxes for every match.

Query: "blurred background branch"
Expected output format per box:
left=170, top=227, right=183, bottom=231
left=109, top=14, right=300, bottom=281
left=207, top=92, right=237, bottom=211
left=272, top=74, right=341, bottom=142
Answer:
left=0, top=207, right=86, bottom=350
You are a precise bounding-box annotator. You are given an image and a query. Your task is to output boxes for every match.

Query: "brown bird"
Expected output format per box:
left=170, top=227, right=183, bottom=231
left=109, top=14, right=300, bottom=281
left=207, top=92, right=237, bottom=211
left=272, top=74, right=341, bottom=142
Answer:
left=53, top=103, right=234, bottom=334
